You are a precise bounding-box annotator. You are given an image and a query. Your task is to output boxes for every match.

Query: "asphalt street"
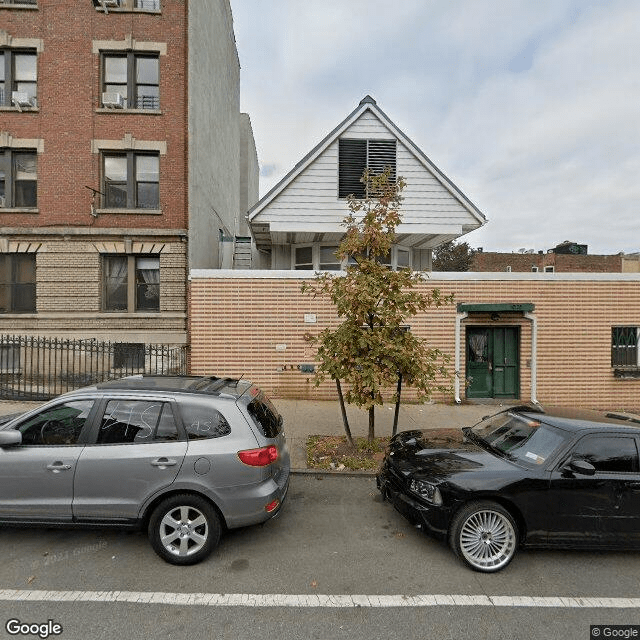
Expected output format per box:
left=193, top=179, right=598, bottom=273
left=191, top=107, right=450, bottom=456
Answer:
left=0, top=474, right=638, bottom=640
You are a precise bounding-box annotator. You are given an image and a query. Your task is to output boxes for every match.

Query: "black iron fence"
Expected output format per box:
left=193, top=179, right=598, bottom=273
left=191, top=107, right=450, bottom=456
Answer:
left=0, top=335, right=188, bottom=400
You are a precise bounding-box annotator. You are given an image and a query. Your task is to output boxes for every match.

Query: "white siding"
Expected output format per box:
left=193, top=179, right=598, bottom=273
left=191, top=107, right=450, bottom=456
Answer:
left=254, top=110, right=476, bottom=230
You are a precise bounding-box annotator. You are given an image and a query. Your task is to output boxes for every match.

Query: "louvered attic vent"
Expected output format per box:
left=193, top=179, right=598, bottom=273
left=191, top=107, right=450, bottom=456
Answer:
left=338, top=138, right=396, bottom=198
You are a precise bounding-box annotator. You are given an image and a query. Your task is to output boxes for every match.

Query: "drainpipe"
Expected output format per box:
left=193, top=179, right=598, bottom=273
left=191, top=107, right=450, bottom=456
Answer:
left=454, top=312, right=468, bottom=404
left=524, top=312, right=539, bottom=405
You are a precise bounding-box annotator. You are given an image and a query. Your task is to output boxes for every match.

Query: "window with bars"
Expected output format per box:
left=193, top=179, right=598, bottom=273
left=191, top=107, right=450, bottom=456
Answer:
left=338, top=138, right=396, bottom=198
left=0, top=253, right=36, bottom=313
left=612, top=327, right=639, bottom=368
left=102, top=152, right=159, bottom=209
left=0, top=149, right=37, bottom=208
left=101, top=52, right=159, bottom=110
left=0, top=49, right=37, bottom=107
left=104, top=254, right=159, bottom=312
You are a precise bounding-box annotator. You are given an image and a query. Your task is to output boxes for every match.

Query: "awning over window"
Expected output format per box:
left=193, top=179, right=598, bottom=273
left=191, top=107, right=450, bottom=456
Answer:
left=457, top=303, right=535, bottom=313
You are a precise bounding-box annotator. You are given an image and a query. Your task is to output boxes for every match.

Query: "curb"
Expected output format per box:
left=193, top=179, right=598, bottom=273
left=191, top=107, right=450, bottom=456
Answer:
left=290, top=468, right=378, bottom=477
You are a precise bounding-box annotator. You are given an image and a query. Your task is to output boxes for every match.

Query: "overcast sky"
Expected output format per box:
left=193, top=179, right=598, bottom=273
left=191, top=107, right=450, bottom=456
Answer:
left=231, top=0, right=639, bottom=254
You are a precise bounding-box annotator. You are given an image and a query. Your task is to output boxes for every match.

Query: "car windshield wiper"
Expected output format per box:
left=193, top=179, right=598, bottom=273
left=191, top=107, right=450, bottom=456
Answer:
left=463, top=427, right=511, bottom=459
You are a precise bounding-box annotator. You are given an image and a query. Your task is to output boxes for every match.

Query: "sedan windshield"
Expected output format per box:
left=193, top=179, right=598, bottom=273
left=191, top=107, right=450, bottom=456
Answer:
left=468, top=411, right=569, bottom=466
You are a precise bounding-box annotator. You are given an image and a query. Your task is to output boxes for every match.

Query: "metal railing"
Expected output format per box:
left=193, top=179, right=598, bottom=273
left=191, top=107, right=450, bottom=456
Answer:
left=0, top=335, right=188, bottom=400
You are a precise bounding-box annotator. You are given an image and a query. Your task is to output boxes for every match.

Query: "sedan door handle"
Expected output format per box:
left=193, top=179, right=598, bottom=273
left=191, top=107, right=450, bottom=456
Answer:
left=151, top=458, right=177, bottom=467
left=46, top=462, right=72, bottom=472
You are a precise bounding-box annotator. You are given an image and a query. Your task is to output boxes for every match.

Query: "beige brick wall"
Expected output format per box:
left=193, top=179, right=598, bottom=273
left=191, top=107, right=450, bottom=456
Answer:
left=0, top=237, right=187, bottom=344
left=189, top=272, right=640, bottom=411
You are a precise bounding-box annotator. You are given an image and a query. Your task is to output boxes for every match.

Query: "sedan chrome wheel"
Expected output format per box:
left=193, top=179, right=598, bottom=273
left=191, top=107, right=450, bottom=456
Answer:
left=450, top=501, right=518, bottom=572
left=149, top=494, right=221, bottom=565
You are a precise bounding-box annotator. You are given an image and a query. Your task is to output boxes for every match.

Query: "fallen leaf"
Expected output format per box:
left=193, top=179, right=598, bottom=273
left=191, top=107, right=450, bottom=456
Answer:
left=310, top=580, right=318, bottom=588
left=27, top=576, right=35, bottom=584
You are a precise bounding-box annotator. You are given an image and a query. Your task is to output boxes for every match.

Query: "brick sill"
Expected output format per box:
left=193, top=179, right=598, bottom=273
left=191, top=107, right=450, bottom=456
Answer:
left=0, top=208, right=39, bottom=214
left=0, top=4, right=38, bottom=10
left=95, top=108, right=162, bottom=115
left=95, top=208, right=162, bottom=216
left=0, top=107, right=39, bottom=112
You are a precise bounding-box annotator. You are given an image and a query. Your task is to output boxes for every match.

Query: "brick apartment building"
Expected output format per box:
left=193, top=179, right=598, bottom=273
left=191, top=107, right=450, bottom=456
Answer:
left=0, top=0, right=257, bottom=353
left=471, top=241, right=625, bottom=273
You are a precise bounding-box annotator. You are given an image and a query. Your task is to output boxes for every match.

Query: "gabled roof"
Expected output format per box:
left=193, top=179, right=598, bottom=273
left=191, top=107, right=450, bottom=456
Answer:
left=248, top=95, right=487, bottom=227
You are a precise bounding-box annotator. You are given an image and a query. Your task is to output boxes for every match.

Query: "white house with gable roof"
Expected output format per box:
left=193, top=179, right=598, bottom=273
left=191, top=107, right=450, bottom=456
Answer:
left=246, top=96, right=487, bottom=270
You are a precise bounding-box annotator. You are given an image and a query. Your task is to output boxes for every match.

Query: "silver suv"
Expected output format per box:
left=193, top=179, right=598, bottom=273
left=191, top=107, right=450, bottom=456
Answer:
left=0, top=375, right=290, bottom=565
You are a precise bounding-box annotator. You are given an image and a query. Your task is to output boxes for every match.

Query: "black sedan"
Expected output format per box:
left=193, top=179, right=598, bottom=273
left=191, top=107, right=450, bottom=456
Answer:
left=376, top=405, right=640, bottom=572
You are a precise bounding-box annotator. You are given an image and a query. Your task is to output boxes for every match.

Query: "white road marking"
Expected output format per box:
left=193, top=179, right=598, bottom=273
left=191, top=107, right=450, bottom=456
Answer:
left=0, top=590, right=639, bottom=609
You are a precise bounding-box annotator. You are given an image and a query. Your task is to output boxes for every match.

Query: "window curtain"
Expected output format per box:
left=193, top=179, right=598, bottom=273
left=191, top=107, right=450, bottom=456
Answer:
left=469, top=333, right=488, bottom=362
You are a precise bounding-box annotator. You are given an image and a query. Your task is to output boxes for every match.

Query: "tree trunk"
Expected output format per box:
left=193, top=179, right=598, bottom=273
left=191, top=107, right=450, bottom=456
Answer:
left=392, top=372, right=402, bottom=437
left=335, top=378, right=355, bottom=449
left=368, top=405, right=375, bottom=442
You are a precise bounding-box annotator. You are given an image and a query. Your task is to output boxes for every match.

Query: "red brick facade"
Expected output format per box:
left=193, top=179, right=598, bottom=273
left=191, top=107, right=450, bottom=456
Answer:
left=0, top=0, right=188, bottom=231
left=471, top=252, right=623, bottom=273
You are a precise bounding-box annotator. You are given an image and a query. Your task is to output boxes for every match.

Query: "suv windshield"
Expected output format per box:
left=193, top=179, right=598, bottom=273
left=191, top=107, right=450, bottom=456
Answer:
left=247, top=394, right=283, bottom=439
left=468, top=411, right=569, bottom=466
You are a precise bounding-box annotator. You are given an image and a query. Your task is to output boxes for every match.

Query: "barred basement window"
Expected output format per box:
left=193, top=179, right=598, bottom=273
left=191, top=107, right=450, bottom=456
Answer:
left=338, top=139, right=396, bottom=198
left=612, top=327, right=639, bottom=368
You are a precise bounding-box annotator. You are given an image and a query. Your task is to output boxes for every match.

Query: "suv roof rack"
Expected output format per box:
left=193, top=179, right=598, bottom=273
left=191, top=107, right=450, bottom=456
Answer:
left=96, top=374, right=243, bottom=396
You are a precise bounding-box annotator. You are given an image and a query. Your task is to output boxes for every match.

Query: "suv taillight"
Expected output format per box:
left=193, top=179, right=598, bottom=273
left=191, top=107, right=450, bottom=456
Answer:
left=237, top=445, right=278, bottom=467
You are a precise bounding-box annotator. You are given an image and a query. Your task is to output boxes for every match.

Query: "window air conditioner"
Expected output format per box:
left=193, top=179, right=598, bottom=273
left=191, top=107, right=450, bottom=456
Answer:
left=101, top=0, right=120, bottom=6
left=0, top=196, right=5, bottom=208
left=11, top=92, right=35, bottom=108
left=102, top=92, right=125, bottom=108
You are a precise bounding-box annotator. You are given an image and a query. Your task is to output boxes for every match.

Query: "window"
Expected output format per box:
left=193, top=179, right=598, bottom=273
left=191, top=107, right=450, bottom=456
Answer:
left=104, top=254, right=159, bottom=312
left=338, top=138, right=396, bottom=198
left=571, top=436, right=639, bottom=473
left=102, top=152, right=159, bottom=209
left=179, top=403, right=231, bottom=440
left=0, top=149, right=37, bottom=208
left=295, top=243, right=410, bottom=271
left=531, top=266, right=539, bottom=272
left=92, top=0, right=160, bottom=11
left=102, top=52, right=159, bottom=109
left=544, top=266, right=555, bottom=273
left=113, top=342, right=145, bottom=369
left=0, top=344, right=20, bottom=372
left=294, top=246, right=313, bottom=270
left=612, top=327, right=639, bottom=368
left=97, top=400, right=179, bottom=444
left=16, top=400, right=94, bottom=446
left=0, top=253, right=36, bottom=313
left=0, top=49, right=37, bottom=107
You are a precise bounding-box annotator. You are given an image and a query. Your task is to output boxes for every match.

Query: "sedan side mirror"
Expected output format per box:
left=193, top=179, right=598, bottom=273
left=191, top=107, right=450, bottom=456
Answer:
left=0, top=430, right=22, bottom=447
left=567, top=459, right=596, bottom=476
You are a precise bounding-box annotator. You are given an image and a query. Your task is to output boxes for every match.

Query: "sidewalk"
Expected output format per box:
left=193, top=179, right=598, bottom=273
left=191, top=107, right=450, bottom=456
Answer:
left=0, top=398, right=508, bottom=472
left=275, top=399, right=506, bottom=471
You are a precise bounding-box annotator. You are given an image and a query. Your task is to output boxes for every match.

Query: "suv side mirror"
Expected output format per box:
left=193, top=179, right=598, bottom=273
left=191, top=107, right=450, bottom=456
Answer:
left=0, top=430, right=22, bottom=447
left=567, top=459, right=596, bottom=476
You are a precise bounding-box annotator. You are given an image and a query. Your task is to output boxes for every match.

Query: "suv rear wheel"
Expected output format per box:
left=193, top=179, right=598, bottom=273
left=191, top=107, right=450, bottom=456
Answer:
left=148, top=494, right=221, bottom=565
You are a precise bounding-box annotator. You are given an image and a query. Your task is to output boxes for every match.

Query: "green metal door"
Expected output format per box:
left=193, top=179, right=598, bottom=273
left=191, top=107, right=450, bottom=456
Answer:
left=466, top=327, right=520, bottom=399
